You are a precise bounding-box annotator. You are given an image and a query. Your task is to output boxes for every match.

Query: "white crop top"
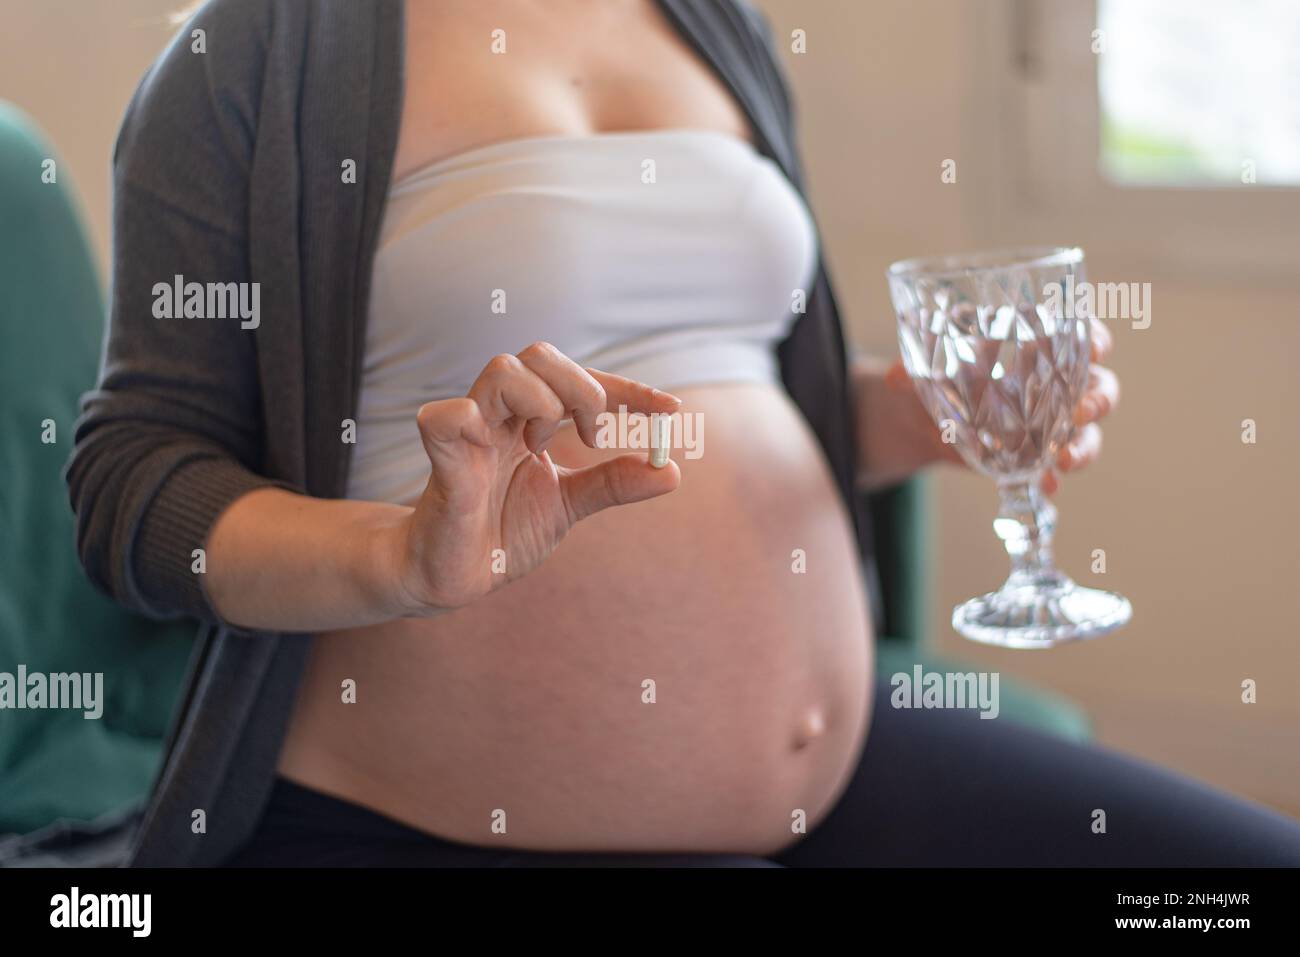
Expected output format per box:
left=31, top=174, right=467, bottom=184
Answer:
left=347, top=128, right=818, bottom=504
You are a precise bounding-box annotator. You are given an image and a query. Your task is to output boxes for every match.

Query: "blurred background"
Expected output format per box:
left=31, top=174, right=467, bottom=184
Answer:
left=1, top=0, right=1296, bottom=820
left=758, top=0, right=1300, bottom=817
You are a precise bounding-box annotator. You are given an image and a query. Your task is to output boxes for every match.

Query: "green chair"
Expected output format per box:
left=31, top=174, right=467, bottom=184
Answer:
left=0, top=103, right=193, bottom=842
left=0, top=100, right=1087, bottom=858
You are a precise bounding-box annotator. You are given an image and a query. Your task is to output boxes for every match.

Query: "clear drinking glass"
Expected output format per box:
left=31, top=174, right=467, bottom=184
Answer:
left=886, top=246, right=1132, bottom=648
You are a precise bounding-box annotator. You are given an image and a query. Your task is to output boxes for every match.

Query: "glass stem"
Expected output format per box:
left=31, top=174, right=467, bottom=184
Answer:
left=994, top=477, right=1066, bottom=589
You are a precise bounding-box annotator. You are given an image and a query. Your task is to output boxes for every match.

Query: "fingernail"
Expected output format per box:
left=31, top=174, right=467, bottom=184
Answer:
left=652, top=388, right=682, bottom=407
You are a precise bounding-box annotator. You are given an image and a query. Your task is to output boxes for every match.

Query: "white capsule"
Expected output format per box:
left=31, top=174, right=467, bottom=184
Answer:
left=649, top=413, right=672, bottom=469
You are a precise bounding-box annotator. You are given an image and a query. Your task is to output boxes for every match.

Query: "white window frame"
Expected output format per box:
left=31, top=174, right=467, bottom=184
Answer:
left=966, top=0, right=1300, bottom=285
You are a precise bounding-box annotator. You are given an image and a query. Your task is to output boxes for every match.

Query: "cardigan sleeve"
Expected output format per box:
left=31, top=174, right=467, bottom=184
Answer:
left=65, top=0, right=300, bottom=626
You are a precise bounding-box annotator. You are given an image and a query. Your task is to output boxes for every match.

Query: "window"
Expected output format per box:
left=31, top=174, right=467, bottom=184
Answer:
left=970, top=0, right=1300, bottom=281
left=1098, top=0, right=1300, bottom=186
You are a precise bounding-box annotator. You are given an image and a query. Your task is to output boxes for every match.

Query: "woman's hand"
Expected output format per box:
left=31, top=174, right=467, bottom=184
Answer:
left=391, top=342, right=682, bottom=615
left=1041, top=318, right=1119, bottom=494
left=861, top=317, right=1120, bottom=493
left=855, top=353, right=961, bottom=490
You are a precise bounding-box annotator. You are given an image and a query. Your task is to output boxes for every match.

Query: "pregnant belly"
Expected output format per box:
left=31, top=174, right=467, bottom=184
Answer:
left=277, top=382, right=874, bottom=854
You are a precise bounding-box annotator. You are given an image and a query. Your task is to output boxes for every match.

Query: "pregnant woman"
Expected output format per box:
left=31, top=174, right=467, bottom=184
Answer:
left=69, top=0, right=1300, bottom=866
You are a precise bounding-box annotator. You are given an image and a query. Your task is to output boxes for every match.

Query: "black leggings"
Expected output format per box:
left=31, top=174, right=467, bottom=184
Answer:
left=226, top=679, right=1300, bottom=867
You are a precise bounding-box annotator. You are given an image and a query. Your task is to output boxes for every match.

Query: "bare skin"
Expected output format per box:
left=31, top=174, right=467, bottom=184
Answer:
left=389, top=0, right=753, bottom=182
left=278, top=382, right=872, bottom=852
left=205, top=0, right=1118, bottom=853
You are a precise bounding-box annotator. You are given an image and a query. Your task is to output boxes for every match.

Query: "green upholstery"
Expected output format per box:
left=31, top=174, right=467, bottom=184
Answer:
left=0, top=103, right=193, bottom=835
left=0, top=100, right=1088, bottom=839
left=867, top=476, right=931, bottom=645
left=867, top=474, right=1092, bottom=742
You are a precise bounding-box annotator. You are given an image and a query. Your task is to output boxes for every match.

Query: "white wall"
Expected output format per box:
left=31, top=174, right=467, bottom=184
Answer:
left=1, top=0, right=186, bottom=281
left=758, top=0, right=1300, bottom=815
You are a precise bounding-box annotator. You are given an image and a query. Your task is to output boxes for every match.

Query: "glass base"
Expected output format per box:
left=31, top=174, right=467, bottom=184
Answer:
left=952, top=578, right=1132, bottom=649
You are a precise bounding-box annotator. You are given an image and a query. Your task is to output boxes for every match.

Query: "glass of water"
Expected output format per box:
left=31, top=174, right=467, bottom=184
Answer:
left=886, top=246, right=1132, bottom=648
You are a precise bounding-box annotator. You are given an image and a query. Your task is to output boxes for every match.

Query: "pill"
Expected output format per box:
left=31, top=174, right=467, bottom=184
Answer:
left=649, top=413, right=672, bottom=469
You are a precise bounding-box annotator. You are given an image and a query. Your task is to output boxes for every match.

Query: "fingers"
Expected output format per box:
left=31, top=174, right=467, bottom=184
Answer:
left=468, top=352, right=566, bottom=452
left=1051, top=358, right=1114, bottom=488
left=558, top=453, right=681, bottom=524
left=515, top=342, right=608, bottom=448
left=415, top=397, right=492, bottom=464
left=1057, top=357, right=1117, bottom=487
left=466, top=343, right=681, bottom=454
left=1090, top=318, right=1114, bottom=363
left=1057, top=422, right=1102, bottom=473
left=1045, top=420, right=1102, bottom=493
left=1074, top=364, right=1120, bottom=426
left=586, top=367, right=682, bottom=417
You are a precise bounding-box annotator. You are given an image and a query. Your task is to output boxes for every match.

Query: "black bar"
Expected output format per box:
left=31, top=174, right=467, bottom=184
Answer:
left=1, top=866, right=1292, bottom=942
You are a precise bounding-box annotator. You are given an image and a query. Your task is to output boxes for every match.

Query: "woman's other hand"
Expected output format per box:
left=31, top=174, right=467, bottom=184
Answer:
left=1040, top=317, right=1120, bottom=494
left=865, top=316, right=1120, bottom=494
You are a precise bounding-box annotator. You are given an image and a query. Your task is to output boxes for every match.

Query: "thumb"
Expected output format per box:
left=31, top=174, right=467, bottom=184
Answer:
left=558, top=454, right=681, bottom=524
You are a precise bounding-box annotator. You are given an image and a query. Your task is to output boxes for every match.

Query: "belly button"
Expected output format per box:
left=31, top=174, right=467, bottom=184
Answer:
left=793, top=709, right=827, bottom=751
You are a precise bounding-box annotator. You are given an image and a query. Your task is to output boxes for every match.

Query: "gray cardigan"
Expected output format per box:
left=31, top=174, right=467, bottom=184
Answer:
left=66, top=0, right=880, bottom=866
